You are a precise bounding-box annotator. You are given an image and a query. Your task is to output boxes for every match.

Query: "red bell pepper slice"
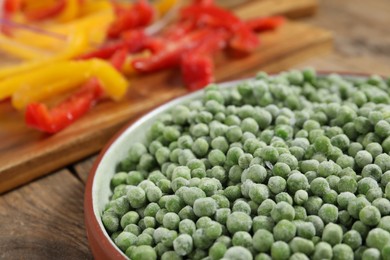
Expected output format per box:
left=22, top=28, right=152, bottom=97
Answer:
left=107, top=0, right=154, bottom=39
left=180, top=4, right=259, bottom=52
left=4, top=0, right=23, bottom=14
left=181, top=54, right=214, bottom=91
left=78, top=30, right=147, bottom=60
left=25, top=78, right=104, bottom=134
left=132, top=28, right=215, bottom=72
left=162, top=20, right=197, bottom=41
left=246, top=16, right=285, bottom=32
left=109, top=47, right=128, bottom=71
left=24, top=0, right=66, bottom=21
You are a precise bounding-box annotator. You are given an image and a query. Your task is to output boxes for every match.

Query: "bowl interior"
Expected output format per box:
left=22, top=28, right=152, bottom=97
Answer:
left=88, top=73, right=368, bottom=257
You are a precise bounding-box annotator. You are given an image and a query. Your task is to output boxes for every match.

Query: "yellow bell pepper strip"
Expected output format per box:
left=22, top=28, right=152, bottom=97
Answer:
left=0, top=59, right=128, bottom=103
left=25, top=77, right=105, bottom=134
left=12, top=75, right=87, bottom=110
left=154, top=0, right=178, bottom=16
left=0, top=33, right=52, bottom=60
left=0, top=28, right=89, bottom=80
left=56, top=0, right=81, bottom=22
left=90, top=59, right=129, bottom=100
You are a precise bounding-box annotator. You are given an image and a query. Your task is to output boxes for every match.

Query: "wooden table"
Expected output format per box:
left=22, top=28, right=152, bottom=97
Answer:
left=1, top=0, right=390, bottom=258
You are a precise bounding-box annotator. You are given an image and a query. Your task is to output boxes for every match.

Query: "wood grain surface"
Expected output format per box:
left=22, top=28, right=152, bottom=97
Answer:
left=3, top=0, right=390, bottom=259
left=0, top=169, right=92, bottom=259
left=0, top=0, right=333, bottom=194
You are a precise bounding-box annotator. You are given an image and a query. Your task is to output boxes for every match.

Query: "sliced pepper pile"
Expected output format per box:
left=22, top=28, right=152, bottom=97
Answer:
left=0, top=0, right=284, bottom=134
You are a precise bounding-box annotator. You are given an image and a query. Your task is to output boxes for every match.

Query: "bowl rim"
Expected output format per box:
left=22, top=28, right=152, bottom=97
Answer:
left=84, top=71, right=376, bottom=259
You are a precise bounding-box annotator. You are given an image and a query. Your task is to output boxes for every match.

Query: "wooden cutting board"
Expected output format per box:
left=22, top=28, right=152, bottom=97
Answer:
left=0, top=0, right=332, bottom=193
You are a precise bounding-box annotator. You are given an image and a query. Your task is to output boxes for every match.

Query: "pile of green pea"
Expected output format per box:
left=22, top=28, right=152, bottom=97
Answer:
left=102, top=69, right=390, bottom=260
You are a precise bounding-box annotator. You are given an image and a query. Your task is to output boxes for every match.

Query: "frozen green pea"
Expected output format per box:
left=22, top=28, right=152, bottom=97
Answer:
left=115, top=232, right=138, bottom=252
left=232, top=200, right=251, bottom=215
left=128, top=143, right=147, bottom=163
left=348, top=196, right=370, bottom=219
left=338, top=210, right=352, bottom=227
left=173, top=234, right=193, bottom=256
left=351, top=221, right=369, bottom=239
left=179, top=219, right=196, bottom=235
left=322, top=223, right=343, bottom=246
left=172, top=166, right=191, bottom=180
left=182, top=187, right=206, bottom=207
left=224, top=185, right=241, bottom=201
left=304, top=171, right=317, bottom=183
left=366, top=188, right=383, bottom=202
left=226, top=126, right=243, bottom=143
left=252, top=229, right=273, bottom=252
left=295, top=221, right=315, bottom=239
left=355, top=150, right=373, bottom=168
left=294, top=206, right=307, bottom=220
left=123, top=224, right=141, bottom=236
left=255, top=253, right=272, bottom=260
left=373, top=198, right=390, bottom=216
left=378, top=216, right=390, bottom=232
left=126, top=171, right=145, bottom=186
left=272, top=162, right=291, bottom=179
left=163, top=212, right=180, bottom=230
left=204, top=221, right=223, bottom=240
left=359, top=205, right=381, bottom=226
left=337, top=192, right=356, bottom=209
left=136, top=233, right=153, bottom=246
left=332, top=244, right=353, bottom=260
left=111, top=172, right=129, bottom=188
left=215, top=208, right=231, bottom=225
left=358, top=177, right=379, bottom=195
left=375, top=120, right=390, bottom=138
left=192, top=138, right=209, bottom=157
left=211, top=137, right=229, bottom=153
left=366, top=142, right=382, bottom=158
left=127, top=186, right=146, bottom=209
left=225, top=115, right=241, bottom=126
left=253, top=216, right=274, bottom=233
left=209, top=242, right=227, bottom=260
left=227, top=212, right=252, bottom=234
left=270, top=201, right=295, bottom=222
left=310, top=177, right=329, bottom=196
left=300, top=160, right=319, bottom=173
left=273, top=219, right=296, bottom=242
left=165, top=195, right=184, bottom=213
left=161, top=251, right=182, bottom=260
left=306, top=215, right=324, bottom=237
left=289, top=237, right=314, bottom=255
left=362, top=248, right=381, bottom=260
left=257, top=199, right=276, bottom=217
left=342, top=230, right=362, bottom=250
left=304, top=196, right=323, bottom=215
left=228, top=165, right=243, bottom=183
left=171, top=178, right=188, bottom=192
left=193, top=197, right=217, bottom=217
left=111, top=197, right=130, bottom=217
left=232, top=231, right=252, bottom=247
left=275, top=192, right=293, bottom=205
left=286, top=172, right=309, bottom=194
left=200, top=178, right=220, bottom=197
left=270, top=241, right=290, bottom=260
left=318, top=204, right=339, bottom=224
left=248, top=183, right=269, bottom=204
left=314, top=135, right=332, bottom=154
left=348, top=142, right=363, bottom=157
left=102, top=211, right=119, bottom=233
left=289, top=253, right=309, bottom=260
left=313, top=242, right=332, bottom=260
left=224, top=246, right=253, bottom=260
left=208, top=149, right=226, bottom=167
left=242, top=164, right=267, bottom=183
left=238, top=153, right=253, bottom=169
left=338, top=176, right=357, bottom=193
left=361, top=164, right=382, bottom=181
left=366, top=228, right=390, bottom=250
left=293, top=190, right=308, bottom=205
left=375, top=154, right=390, bottom=173
left=241, top=118, right=259, bottom=134
left=258, top=146, right=279, bottom=163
